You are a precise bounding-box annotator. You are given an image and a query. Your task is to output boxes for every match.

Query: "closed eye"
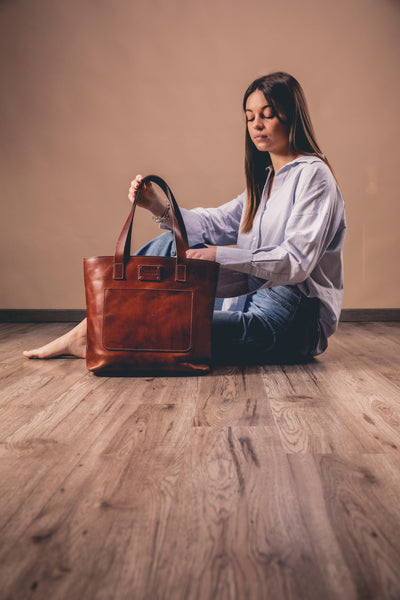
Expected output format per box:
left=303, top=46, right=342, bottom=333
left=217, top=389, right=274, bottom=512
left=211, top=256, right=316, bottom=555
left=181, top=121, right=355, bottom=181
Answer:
left=246, top=114, right=274, bottom=123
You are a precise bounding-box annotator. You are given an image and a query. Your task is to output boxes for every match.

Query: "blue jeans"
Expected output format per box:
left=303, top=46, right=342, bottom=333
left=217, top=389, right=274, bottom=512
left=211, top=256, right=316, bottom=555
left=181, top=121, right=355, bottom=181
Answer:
left=136, top=232, right=320, bottom=365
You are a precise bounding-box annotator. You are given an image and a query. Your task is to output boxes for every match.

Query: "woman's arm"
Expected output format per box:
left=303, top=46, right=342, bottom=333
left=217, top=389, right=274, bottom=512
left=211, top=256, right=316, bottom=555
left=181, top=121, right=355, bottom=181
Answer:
left=128, top=177, right=244, bottom=249
left=177, top=192, right=245, bottom=247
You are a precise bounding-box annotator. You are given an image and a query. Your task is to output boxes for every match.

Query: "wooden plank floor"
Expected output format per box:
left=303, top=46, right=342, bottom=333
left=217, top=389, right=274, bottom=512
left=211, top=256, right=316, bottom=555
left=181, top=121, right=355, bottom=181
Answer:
left=0, top=321, right=400, bottom=600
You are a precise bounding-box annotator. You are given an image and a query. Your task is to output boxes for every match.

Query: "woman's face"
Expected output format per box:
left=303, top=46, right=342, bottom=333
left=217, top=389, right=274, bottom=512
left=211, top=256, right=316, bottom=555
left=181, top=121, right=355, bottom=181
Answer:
left=245, top=90, right=290, bottom=156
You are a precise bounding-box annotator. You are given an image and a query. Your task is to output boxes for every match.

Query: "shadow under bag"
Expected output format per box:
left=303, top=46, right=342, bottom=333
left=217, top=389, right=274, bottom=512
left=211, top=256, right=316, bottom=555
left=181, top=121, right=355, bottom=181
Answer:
left=84, top=175, right=220, bottom=375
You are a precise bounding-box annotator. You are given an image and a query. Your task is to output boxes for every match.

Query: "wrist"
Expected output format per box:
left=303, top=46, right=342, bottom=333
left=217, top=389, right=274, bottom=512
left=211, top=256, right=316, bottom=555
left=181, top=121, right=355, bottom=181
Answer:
left=152, top=201, right=170, bottom=224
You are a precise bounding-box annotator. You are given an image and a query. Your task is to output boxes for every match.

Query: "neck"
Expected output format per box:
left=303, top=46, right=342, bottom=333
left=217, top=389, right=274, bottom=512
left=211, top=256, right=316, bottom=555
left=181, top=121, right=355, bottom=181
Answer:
left=269, top=152, right=299, bottom=174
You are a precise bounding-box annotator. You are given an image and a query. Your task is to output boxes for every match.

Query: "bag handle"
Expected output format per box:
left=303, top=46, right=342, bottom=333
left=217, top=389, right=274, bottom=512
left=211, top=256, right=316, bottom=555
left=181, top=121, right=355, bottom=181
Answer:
left=113, top=175, right=189, bottom=282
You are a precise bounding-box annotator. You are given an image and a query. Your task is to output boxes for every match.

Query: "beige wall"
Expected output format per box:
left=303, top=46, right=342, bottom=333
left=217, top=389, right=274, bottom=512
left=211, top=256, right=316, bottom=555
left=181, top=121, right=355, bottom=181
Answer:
left=1, top=0, right=399, bottom=310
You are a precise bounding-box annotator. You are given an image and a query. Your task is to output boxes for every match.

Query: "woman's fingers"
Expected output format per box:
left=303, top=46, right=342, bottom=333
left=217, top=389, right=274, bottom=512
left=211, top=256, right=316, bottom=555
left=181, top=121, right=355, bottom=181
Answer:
left=186, top=247, right=217, bottom=262
left=128, top=174, right=144, bottom=203
left=128, top=174, right=158, bottom=210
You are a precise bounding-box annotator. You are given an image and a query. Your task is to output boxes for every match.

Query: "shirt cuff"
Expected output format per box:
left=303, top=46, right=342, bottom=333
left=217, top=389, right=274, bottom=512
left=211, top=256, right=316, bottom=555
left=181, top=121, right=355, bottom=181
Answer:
left=216, top=246, right=254, bottom=273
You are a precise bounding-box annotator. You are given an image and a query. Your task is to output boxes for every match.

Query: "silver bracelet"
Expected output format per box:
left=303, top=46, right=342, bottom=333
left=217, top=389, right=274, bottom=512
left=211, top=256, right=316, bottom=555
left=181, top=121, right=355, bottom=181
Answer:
left=152, top=202, right=170, bottom=223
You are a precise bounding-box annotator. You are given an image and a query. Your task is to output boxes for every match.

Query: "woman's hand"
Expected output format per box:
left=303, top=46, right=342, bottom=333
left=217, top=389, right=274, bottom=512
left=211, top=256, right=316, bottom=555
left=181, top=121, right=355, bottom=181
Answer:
left=128, top=175, right=156, bottom=207
left=128, top=175, right=167, bottom=217
left=186, top=247, right=217, bottom=262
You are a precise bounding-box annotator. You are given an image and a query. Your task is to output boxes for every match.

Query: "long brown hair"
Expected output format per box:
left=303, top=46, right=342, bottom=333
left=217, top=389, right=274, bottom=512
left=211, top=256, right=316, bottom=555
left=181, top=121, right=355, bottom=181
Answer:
left=242, top=72, right=335, bottom=232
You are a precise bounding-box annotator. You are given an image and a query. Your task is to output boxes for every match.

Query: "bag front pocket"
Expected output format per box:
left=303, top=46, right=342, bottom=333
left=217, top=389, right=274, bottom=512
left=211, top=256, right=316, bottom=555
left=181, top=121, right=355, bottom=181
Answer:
left=102, top=288, right=193, bottom=352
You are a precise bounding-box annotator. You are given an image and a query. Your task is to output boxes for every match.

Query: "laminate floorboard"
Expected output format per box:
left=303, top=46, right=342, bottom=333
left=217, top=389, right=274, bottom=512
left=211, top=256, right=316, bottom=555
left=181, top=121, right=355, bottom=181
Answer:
left=0, top=322, right=399, bottom=600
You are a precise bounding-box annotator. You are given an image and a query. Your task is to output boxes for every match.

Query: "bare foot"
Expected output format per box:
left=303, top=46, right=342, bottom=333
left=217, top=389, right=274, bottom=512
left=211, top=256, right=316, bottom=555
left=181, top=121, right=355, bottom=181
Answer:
left=23, top=319, right=87, bottom=359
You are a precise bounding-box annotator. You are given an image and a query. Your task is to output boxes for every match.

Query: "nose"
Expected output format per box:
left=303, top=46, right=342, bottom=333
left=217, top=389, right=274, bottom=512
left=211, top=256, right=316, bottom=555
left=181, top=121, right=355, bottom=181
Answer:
left=252, top=115, right=264, bottom=129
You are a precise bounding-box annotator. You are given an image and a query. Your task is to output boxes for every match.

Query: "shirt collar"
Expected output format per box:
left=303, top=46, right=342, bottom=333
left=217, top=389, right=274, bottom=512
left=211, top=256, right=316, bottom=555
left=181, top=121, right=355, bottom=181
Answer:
left=266, top=154, right=323, bottom=177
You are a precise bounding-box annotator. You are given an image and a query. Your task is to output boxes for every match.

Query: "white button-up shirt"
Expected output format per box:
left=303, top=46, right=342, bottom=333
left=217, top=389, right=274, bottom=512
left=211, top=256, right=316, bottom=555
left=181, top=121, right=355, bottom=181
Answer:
left=179, top=156, right=346, bottom=353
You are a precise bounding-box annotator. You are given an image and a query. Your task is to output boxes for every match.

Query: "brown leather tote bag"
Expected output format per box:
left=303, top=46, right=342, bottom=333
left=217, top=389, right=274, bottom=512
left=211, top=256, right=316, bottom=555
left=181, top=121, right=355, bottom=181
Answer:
left=84, top=175, right=220, bottom=375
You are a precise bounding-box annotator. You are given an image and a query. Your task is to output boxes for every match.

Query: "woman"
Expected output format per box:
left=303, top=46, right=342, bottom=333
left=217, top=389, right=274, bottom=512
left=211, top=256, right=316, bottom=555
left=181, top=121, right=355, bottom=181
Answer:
left=23, top=72, right=346, bottom=365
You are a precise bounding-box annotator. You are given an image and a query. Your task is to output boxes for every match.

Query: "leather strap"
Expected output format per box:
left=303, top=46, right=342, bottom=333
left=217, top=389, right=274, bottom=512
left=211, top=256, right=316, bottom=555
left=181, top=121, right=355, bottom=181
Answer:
left=114, top=175, right=189, bottom=281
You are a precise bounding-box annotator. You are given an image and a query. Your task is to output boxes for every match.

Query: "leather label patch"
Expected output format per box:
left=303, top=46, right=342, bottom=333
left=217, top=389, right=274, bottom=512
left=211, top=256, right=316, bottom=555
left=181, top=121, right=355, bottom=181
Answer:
left=103, top=288, right=193, bottom=352
left=138, top=265, right=162, bottom=281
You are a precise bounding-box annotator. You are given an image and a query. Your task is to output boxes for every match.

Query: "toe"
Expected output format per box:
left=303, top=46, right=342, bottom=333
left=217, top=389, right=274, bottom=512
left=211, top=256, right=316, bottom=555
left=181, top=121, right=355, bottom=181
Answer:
left=23, top=350, right=38, bottom=358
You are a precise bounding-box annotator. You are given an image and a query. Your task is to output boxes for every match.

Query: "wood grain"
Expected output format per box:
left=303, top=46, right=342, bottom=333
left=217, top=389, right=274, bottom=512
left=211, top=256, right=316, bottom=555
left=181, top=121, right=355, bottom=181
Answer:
left=0, top=322, right=400, bottom=599
left=289, top=453, right=400, bottom=599
left=151, top=426, right=328, bottom=600
left=194, top=365, right=274, bottom=427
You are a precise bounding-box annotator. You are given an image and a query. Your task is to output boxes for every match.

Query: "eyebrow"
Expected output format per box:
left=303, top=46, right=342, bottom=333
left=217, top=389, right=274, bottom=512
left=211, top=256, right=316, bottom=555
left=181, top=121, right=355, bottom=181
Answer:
left=245, top=105, right=271, bottom=112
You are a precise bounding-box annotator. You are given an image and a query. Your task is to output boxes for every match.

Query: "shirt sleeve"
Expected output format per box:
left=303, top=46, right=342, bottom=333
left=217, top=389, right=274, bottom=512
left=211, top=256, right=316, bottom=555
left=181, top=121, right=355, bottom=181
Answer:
left=176, top=192, right=245, bottom=247
left=216, top=164, right=341, bottom=286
